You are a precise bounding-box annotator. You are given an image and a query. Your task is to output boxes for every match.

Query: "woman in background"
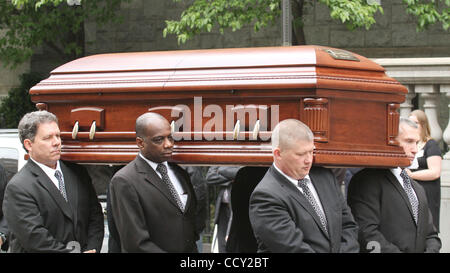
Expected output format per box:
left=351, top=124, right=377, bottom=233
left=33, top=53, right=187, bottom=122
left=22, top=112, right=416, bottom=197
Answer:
left=407, top=109, right=442, bottom=232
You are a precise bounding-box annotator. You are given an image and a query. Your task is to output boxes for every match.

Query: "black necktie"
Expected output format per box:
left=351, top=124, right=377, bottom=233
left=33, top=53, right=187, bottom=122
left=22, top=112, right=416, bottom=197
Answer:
left=400, top=169, right=419, bottom=223
left=54, top=170, right=68, bottom=202
left=156, top=163, right=185, bottom=212
left=298, top=178, right=328, bottom=235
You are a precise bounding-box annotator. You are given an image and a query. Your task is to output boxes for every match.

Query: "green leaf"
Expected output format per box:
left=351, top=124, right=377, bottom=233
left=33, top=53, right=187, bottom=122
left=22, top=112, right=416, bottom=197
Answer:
left=0, top=0, right=130, bottom=68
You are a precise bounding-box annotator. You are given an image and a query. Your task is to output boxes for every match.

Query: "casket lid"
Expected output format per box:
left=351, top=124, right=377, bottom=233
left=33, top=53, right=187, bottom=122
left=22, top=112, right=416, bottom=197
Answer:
left=31, top=45, right=403, bottom=96
left=50, top=45, right=384, bottom=74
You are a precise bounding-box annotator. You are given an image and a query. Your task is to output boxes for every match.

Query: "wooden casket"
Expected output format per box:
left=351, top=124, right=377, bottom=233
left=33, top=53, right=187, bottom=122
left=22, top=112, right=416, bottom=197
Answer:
left=29, top=45, right=409, bottom=167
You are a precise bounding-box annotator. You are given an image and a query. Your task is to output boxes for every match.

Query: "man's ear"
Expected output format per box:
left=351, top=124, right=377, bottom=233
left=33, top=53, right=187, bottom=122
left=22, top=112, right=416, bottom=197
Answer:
left=23, top=139, right=32, bottom=153
left=273, top=147, right=282, bottom=160
left=136, top=137, right=144, bottom=149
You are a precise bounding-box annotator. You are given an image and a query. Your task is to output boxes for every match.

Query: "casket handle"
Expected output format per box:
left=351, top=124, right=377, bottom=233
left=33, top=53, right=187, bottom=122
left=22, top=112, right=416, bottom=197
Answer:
left=252, top=120, right=260, bottom=140
left=170, top=120, right=175, bottom=134
left=89, top=121, right=96, bottom=140
left=233, top=120, right=240, bottom=140
left=72, top=121, right=79, bottom=140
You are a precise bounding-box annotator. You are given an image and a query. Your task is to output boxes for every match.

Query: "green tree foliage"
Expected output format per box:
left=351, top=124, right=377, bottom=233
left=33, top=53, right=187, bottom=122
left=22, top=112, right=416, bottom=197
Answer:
left=0, top=73, right=42, bottom=128
left=164, top=0, right=282, bottom=44
left=164, top=0, right=449, bottom=45
left=0, top=0, right=129, bottom=68
left=404, top=0, right=450, bottom=31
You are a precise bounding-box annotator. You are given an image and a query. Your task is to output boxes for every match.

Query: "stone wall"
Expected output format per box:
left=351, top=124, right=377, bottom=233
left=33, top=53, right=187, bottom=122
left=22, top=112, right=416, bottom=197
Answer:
left=304, top=0, right=450, bottom=58
left=84, top=0, right=281, bottom=56
left=4, top=0, right=450, bottom=99
left=83, top=0, right=449, bottom=58
left=0, top=62, right=30, bottom=99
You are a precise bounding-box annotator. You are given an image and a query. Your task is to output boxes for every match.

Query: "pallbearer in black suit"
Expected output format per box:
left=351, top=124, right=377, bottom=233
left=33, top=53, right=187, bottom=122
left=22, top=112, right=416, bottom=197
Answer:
left=347, top=117, right=441, bottom=253
left=3, top=111, right=104, bottom=253
left=249, top=119, right=359, bottom=253
left=0, top=164, right=8, bottom=251
left=109, top=113, right=198, bottom=252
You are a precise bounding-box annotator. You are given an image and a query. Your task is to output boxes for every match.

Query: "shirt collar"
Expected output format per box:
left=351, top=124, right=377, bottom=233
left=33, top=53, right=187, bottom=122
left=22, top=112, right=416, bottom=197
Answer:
left=139, top=153, right=168, bottom=172
left=30, top=157, right=62, bottom=177
left=273, top=163, right=310, bottom=187
left=390, top=167, right=404, bottom=187
left=390, top=167, right=402, bottom=176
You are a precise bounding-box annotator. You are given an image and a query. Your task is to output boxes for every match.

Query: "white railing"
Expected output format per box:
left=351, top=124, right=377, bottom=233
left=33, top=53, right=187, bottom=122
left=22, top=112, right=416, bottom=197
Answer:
left=373, top=57, right=450, bottom=149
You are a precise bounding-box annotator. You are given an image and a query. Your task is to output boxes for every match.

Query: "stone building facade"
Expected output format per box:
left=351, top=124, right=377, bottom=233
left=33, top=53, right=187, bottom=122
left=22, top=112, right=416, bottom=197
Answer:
left=2, top=0, right=449, bottom=96
left=83, top=0, right=449, bottom=58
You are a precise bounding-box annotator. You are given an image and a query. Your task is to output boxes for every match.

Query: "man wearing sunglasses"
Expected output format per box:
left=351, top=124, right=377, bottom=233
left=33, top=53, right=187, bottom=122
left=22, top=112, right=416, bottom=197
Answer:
left=109, top=112, right=198, bottom=252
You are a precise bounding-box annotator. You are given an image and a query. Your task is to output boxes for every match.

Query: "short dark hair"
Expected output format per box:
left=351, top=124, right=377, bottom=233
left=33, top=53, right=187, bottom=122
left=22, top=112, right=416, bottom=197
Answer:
left=18, top=110, right=58, bottom=150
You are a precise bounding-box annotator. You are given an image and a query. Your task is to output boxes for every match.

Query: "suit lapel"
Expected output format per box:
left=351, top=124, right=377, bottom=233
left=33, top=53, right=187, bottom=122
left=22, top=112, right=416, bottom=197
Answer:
left=60, top=161, right=78, bottom=219
left=385, top=170, right=417, bottom=225
left=28, top=160, right=74, bottom=222
left=135, top=156, right=183, bottom=212
left=271, top=166, right=329, bottom=239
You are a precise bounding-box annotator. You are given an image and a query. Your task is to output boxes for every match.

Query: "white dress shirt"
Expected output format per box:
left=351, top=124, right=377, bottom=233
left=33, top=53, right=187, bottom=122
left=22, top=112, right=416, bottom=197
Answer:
left=273, top=163, right=325, bottom=215
left=139, top=153, right=187, bottom=207
left=30, top=157, right=63, bottom=190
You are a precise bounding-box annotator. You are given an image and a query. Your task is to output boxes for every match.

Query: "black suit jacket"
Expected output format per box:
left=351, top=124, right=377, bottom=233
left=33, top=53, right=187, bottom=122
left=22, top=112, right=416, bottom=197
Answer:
left=0, top=164, right=8, bottom=251
left=226, top=166, right=268, bottom=253
left=3, top=160, right=104, bottom=253
left=109, top=155, right=198, bottom=253
left=249, top=166, right=359, bottom=253
left=106, top=184, right=121, bottom=253
left=347, top=168, right=441, bottom=253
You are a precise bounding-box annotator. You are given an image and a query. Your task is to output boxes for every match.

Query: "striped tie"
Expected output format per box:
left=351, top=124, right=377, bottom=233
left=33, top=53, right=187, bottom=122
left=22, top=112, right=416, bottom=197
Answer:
left=400, top=169, right=419, bottom=223
left=156, top=163, right=185, bottom=212
left=54, top=170, right=68, bottom=202
left=298, top=178, right=328, bottom=235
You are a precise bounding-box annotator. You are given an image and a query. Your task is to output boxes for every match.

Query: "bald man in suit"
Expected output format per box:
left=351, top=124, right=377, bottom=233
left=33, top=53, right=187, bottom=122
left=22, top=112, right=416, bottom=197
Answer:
left=110, top=113, right=198, bottom=252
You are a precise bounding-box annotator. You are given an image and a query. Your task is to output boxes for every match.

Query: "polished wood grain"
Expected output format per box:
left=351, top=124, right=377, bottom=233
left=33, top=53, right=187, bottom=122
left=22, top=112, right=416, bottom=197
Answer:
left=29, top=45, right=409, bottom=167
